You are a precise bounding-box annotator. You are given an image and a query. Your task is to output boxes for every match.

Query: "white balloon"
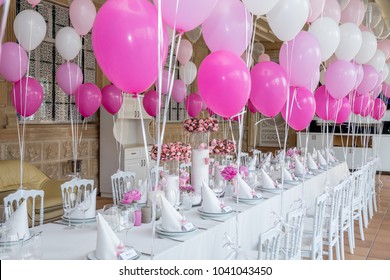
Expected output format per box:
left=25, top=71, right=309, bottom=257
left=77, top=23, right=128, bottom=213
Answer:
left=13, top=10, right=46, bottom=51
left=267, top=0, right=310, bottom=42
left=322, top=0, right=341, bottom=24
left=381, top=64, right=389, bottom=83
left=177, top=39, right=193, bottom=65
left=185, top=26, right=202, bottom=43
left=367, top=50, right=386, bottom=73
left=308, top=17, right=340, bottom=61
left=179, top=62, right=197, bottom=85
left=252, top=42, right=265, bottom=59
left=335, top=23, right=362, bottom=61
left=243, top=0, right=280, bottom=16
left=337, top=0, right=350, bottom=10
left=55, top=27, right=82, bottom=61
left=354, top=31, right=377, bottom=64
left=307, top=0, right=326, bottom=23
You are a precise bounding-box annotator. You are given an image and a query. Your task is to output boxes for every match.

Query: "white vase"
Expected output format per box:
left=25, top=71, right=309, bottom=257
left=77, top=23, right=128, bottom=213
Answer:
left=164, top=174, right=180, bottom=207
left=191, top=148, right=209, bottom=205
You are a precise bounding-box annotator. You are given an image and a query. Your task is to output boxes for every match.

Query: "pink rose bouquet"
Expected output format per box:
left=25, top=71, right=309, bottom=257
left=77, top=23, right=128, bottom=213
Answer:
left=183, top=117, right=219, bottom=133
left=209, top=139, right=236, bottom=155
left=121, top=190, right=141, bottom=205
left=151, top=142, right=192, bottom=163
left=221, top=165, right=238, bottom=181
left=179, top=184, right=195, bottom=194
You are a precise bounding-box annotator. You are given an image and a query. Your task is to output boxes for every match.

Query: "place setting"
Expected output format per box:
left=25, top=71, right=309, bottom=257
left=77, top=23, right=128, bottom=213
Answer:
left=232, top=174, right=263, bottom=205
left=257, top=168, right=284, bottom=193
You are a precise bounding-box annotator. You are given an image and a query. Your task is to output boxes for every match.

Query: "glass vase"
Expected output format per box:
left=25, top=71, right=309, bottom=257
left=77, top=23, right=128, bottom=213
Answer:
left=164, top=160, right=179, bottom=176
left=180, top=192, right=193, bottom=211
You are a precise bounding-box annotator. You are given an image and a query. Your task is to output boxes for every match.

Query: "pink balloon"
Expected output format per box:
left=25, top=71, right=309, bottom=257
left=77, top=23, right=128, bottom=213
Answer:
left=70, top=0, right=96, bottom=36
left=101, top=84, right=123, bottom=115
left=155, top=69, right=170, bottom=95
left=154, top=0, right=218, bottom=33
left=281, top=86, right=316, bottom=131
left=321, top=0, right=341, bottom=23
left=377, top=39, right=390, bottom=60
left=177, top=39, right=193, bottom=65
left=143, top=90, right=160, bottom=117
left=201, top=101, right=207, bottom=110
left=371, top=84, right=383, bottom=98
left=198, top=50, right=251, bottom=118
left=279, top=31, right=321, bottom=88
left=171, top=79, right=186, bottom=103
left=353, top=62, right=364, bottom=89
left=383, top=83, right=390, bottom=98
left=202, top=0, right=253, bottom=56
left=356, top=64, right=378, bottom=96
left=250, top=61, right=288, bottom=118
left=335, top=97, right=351, bottom=124
left=308, top=0, right=326, bottom=23
left=370, top=98, right=386, bottom=120
left=185, top=93, right=203, bottom=118
left=352, top=94, right=373, bottom=116
left=56, top=62, right=83, bottom=95
left=0, top=42, right=28, bottom=82
left=11, top=77, right=43, bottom=117
left=92, top=0, right=168, bottom=95
left=340, top=0, right=366, bottom=26
left=27, top=0, right=41, bottom=7
left=75, top=83, right=102, bottom=117
left=247, top=99, right=257, bottom=114
left=314, top=85, right=341, bottom=121
left=206, top=108, right=215, bottom=116
left=258, top=53, right=270, bottom=62
left=325, top=59, right=357, bottom=99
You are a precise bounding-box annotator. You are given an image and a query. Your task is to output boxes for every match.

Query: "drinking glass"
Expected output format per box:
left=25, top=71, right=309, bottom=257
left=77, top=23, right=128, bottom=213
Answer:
left=102, top=204, right=120, bottom=232
left=21, top=232, right=43, bottom=260
left=212, top=178, right=225, bottom=198
left=118, top=205, right=135, bottom=246
left=63, top=190, right=77, bottom=230
left=77, top=188, right=92, bottom=228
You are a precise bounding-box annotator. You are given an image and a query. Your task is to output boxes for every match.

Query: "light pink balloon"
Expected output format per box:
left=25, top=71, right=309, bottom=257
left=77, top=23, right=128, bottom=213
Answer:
left=383, top=83, right=390, bottom=98
left=281, top=86, right=316, bottom=131
left=92, top=0, right=168, bottom=96
left=279, top=31, right=321, bottom=88
left=27, top=0, right=41, bottom=7
left=143, top=90, right=160, bottom=117
left=155, top=69, right=170, bottom=95
left=353, top=62, right=364, bottom=89
left=325, top=59, right=357, bottom=99
left=377, top=39, right=390, bottom=60
left=0, top=42, right=28, bottom=82
left=340, top=0, right=366, bottom=26
left=75, top=83, right=102, bottom=117
left=371, top=98, right=386, bottom=120
left=321, top=0, right=341, bottom=23
left=101, top=84, right=123, bottom=115
left=171, top=79, right=186, bottom=103
left=258, top=54, right=270, bottom=62
left=314, top=85, right=341, bottom=121
left=185, top=93, right=203, bottom=117
left=154, top=0, right=218, bottom=33
left=56, top=62, right=83, bottom=95
left=359, top=25, right=370, bottom=32
left=11, top=77, right=43, bottom=117
left=335, top=97, right=351, bottom=124
left=352, top=94, right=374, bottom=116
left=177, top=39, right=193, bottom=65
left=302, top=68, right=320, bottom=92
left=308, top=0, right=326, bottom=23
left=202, top=0, right=253, bottom=56
left=356, top=64, right=378, bottom=96
left=371, top=84, right=383, bottom=98
left=198, top=50, right=251, bottom=118
left=70, top=0, right=96, bottom=36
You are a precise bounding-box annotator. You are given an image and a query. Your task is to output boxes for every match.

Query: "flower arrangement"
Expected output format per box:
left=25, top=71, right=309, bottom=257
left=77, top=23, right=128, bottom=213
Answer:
left=209, top=139, right=236, bottom=155
left=121, top=190, right=141, bottom=205
left=179, top=184, right=195, bottom=194
left=287, top=148, right=302, bottom=157
left=151, top=142, right=192, bottom=163
left=183, top=117, right=219, bottom=133
left=220, top=165, right=237, bottom=181
left=239, top=165, right=249, bottom=178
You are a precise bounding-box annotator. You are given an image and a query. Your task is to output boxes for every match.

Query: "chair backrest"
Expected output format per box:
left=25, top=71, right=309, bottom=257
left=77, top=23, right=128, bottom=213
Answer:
left=110, top=171, right=136, bottom=205
left=311, top=193, right=327, bottom=260
left=257, top=222, right=283, bottom=260
left=3, top=189, right=44, bottom=227
left=340, top=178, right=354, bottom=220
left=326, top=182, right=344, bottom=236
left=60, top=178, right=95, bottom=204
left=240, top=152, right=249, bottom=166
left=283, top=206, right=306, bottom=260
left=351, top=168, right=365, bottom=205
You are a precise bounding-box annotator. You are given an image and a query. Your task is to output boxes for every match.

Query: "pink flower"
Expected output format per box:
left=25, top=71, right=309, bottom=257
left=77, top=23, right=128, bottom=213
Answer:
left=239, top=166, right=248, bottom=177
left=221, top=166, right=237, bottom=181
left=121, top=190, right=141, bottom=205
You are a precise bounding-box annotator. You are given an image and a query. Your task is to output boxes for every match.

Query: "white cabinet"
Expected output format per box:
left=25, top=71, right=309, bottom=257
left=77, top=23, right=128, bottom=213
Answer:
left=118, top=95, right=152, bottom=119
left=124, top=146, right=153, bottom=182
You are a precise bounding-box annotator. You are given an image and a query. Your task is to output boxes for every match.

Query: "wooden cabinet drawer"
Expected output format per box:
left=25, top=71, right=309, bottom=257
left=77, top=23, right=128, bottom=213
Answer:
left=125, top=148, right=142, bottom=159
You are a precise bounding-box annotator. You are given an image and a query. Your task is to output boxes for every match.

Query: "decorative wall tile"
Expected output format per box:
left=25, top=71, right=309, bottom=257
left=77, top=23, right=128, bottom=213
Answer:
left=89, top=158, right=99, bottom=176
left=84, top=51, right=95, bottom=69
left=78, top=141, right=89, bottom=158
left=55, top=5, right=69, bottom=27
left=0, top=144, right=4, bottom=159
left=84, top=69, right=95, bottom=84
left=89, top=140, right=99, bottom=156
left=80, top=160, right=89, bottom=177
left=42, top=163, right=60, bottom=179
left=61, top=141, right=74, bottom=160
left=25, top=143, right=42, bottom=162
left=5, top=144, right=20, bottom=160
left=43, top=142, right=59, bottom=161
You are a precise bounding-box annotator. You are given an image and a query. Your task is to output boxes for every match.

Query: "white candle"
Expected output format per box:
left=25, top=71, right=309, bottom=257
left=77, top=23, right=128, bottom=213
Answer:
left=191, top=149, right=209, bottom=205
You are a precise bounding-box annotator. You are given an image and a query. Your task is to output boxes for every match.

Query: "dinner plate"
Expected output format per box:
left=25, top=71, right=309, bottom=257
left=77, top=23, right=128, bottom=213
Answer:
left=197, top=207, right=234, bottom=217
left=282, top=180, right=301, bottom=186
left=87, top=248, right=141, bottom=260
left=257, top=186, right=283, bottom=193
left=232, top=194, right=263, bottom=204
left=155, top=224, right=197, bottom=236
left=0, top=230, right=37, bottom=246
left=62, top=215, right=96, bottom=224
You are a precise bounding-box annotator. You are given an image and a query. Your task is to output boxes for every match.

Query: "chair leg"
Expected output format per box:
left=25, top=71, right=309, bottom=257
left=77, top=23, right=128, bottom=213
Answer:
left=363, top=203, right=369, bottom=229
left=373, top=191, right=378, bottom=213
left=335, top=239, right=341, bottom=260
left=358, top=213, right=365, bottom=241
left=340, top=229, right=345, bottom=260
left=328, top=244, right=333, bottom=260
left=348, top=225, right=354, bottom=254
left=368, top=196, right=373, bottom=220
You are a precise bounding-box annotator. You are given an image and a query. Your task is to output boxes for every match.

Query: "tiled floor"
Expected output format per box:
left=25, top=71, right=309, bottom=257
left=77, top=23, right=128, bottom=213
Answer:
left=96, top=174, right=390, bottom=260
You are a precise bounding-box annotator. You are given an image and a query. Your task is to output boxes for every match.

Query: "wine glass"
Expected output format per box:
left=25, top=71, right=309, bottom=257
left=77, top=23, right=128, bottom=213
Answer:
left=102, top=204, right=120, bottom=232
left=77, top=188, right=92, bottom=228
left=212, top=178, right=226, bottom=199
left=0, top=205, right=14, bottom=259
left=62, top=190, right=77, bottom=230
left=21, top=232, right=43, bottom=260
left=118, top=205, right=135, bottom=246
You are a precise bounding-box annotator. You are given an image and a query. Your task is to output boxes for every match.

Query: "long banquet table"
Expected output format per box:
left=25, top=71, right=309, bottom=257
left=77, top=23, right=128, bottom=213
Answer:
left=35, top=162, right=349, bottom=260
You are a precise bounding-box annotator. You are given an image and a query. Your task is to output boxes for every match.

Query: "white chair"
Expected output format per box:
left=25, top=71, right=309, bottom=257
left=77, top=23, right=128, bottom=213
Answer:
left=257, top=222, right=283, bottom=260
left=3, top=189, right=44, bottom=227
left=351, top=168, right=366, bottom=245
left=60, top=178, right=95, bottom=213
left=366, top=160, right=378, bottom=221
left=302, top=193, right=327, bottom=260
left=282, top=206, right=306, bottom=260
left=111, top=171, right=136, bottom=205
left=149, top=165, right=163, bottom=190
left=323, top=182, right=344, bottom=260
left=339, top=178, right=354, bottom=259
left=240, top=152, right=249, bottom=166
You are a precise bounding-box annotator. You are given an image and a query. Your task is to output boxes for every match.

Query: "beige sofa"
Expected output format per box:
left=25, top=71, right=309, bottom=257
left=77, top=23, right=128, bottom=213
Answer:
left=0, top=160, right=65, bottom=224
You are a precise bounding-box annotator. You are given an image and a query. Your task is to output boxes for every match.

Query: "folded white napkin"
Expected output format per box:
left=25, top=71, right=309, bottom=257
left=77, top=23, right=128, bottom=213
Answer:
left=312, top=147, right=318, bottom=159
left=294, top=155, right=305, bottom=176
left=317, top=150, right=327, bottom=166
left=261, top=168, right=276, bottom=189
left=96, top=213, right=121, bottom=260
left=282, top=167, right=294, bottom=181
left=307, top=154, right=318, bottom=170
left=201, top=181, right=222, bottom=213
left=138, top=179, right=148, bottom=204
left=236, top=175, right=253, bottom=199
left=326, top=149, right=336, bottom=163
left=248, top=155, right=257, bottom=171
left=68, top=187, right=97, bottom=219
left=160, top=195, right=183, bottom=231
left=6, top=200, right=30, bottom=240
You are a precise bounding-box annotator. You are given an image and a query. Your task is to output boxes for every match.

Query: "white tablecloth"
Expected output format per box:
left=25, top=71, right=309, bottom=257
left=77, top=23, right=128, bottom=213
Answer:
left=36, top=162, right=348, bottom=260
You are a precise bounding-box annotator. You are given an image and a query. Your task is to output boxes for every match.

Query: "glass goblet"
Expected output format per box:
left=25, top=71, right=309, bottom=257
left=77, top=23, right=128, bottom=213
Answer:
left=77, top=188, right=92, bottom=228
left=63, top=191, right=77, bottom=230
